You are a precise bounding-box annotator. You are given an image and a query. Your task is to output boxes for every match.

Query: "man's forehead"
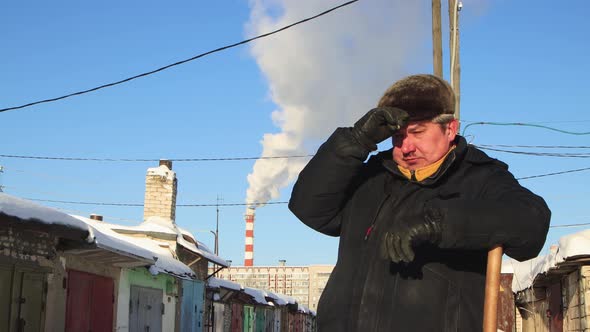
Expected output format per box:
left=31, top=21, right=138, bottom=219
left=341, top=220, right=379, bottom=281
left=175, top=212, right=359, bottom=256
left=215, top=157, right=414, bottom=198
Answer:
left=403, top=121, right=433, bottom=130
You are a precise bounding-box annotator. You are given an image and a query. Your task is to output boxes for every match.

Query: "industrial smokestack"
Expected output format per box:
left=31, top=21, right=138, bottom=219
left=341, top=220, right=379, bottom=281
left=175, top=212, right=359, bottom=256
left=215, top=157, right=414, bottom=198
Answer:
left=244, top=208, right=255, bottom=266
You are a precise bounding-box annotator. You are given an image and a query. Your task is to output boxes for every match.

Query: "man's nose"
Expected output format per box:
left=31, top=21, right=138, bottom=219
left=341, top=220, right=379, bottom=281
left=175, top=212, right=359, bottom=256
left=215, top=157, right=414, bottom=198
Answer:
left=400, top=138, right=416, bottom=154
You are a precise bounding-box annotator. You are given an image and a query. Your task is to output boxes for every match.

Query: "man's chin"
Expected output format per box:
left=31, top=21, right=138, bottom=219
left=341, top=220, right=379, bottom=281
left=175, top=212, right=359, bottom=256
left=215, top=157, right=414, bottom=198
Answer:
left=401, top=161, right=423, bottom=170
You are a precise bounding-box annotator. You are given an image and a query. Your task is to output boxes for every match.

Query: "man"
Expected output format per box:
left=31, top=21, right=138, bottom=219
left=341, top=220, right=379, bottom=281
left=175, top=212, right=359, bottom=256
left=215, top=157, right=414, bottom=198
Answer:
left=289, top=74, right=550, bottom=331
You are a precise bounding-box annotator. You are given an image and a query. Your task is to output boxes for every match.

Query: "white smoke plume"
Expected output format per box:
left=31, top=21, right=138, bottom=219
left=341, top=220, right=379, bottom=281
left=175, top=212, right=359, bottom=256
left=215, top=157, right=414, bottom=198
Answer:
left=245, top=0, right=429, bottom=207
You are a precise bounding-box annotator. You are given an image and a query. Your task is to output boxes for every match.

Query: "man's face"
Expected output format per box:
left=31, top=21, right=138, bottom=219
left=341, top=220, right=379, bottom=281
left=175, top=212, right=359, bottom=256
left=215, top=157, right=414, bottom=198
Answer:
left=392, top=119, right=458, bottom=170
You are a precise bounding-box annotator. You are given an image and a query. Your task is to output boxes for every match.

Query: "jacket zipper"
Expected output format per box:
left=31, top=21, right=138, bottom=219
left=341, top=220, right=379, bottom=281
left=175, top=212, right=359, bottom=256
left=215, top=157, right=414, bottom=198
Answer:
left=364, top=193, right=391, bottom=241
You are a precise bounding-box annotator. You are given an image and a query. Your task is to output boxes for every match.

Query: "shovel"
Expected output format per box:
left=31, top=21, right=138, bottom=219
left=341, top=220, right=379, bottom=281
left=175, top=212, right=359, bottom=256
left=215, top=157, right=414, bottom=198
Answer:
left=483, top=245, right=503, bottom=332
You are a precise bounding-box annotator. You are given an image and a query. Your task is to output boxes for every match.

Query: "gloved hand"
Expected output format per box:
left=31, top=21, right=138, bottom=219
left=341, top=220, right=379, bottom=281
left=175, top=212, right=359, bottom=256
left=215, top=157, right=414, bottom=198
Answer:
left=351, top=107, right=409, bottom=151
left=382, top=207, right=444, bottom=263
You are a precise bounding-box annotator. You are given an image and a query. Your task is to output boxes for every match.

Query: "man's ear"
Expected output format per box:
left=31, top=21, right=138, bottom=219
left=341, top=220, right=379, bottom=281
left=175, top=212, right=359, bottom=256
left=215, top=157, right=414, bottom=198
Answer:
left=447, top=119, right=459, bottom=141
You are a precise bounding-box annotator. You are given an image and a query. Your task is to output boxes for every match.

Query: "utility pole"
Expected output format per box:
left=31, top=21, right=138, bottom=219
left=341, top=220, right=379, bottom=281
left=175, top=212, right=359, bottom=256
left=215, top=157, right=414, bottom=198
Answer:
left=449, top=0, right=462, bottom=123
left=214, top=194, right=223, bottom=256
left=432, top=0, right=443, bottom=78
left=446, top=2, right=502, bottom=328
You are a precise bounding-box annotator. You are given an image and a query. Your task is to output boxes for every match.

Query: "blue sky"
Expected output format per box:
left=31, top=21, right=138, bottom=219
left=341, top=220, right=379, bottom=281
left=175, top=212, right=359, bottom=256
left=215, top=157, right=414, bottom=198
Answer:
left=1, top=0, right=589, bottom=266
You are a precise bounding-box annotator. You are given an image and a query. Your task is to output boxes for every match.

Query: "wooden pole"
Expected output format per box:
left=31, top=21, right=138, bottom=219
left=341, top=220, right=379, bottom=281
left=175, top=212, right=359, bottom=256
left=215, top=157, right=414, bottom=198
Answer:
left=483, top=245, right=503, bottom=332
left=448, top=0, right=461, bottom=124
left=432, top=0, right=443, bottom=78
left=445, top=2, right=503, bottom=330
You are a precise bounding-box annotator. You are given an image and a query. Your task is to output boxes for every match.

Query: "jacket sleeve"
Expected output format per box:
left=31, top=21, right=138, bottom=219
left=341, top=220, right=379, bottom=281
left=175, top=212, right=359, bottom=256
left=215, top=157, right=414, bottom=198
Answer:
left=289, top=127, right=371, bottom=236
left=431, top=164, right=551, bottom=261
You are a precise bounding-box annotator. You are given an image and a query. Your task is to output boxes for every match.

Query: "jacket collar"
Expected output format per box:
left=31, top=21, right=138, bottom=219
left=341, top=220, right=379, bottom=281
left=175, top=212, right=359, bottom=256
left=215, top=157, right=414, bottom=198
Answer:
left=381, top=135, right=477, bottom=186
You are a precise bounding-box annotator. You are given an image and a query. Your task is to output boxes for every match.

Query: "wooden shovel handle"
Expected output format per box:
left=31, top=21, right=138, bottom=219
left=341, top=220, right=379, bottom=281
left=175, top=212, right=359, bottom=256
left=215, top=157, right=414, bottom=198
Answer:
left=483, top=245, right=503, bottom=332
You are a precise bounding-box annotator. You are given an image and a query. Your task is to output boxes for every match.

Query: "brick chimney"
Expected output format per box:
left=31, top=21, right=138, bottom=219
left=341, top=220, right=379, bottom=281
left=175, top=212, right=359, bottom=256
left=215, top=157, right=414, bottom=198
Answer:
left=143, top=159, right=178, bottom=223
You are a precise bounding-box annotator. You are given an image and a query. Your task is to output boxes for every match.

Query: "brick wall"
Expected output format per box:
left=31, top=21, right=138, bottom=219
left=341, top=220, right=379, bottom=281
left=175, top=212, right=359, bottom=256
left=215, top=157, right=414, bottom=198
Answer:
left=143, top=165, right=177, bottom=221
left=0, top=227, right=55, bottom=262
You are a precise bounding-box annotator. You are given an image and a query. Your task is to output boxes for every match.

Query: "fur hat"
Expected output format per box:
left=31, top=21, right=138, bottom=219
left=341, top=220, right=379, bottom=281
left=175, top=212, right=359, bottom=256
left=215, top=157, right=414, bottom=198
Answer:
left=377, top=74, right=456, bottom=121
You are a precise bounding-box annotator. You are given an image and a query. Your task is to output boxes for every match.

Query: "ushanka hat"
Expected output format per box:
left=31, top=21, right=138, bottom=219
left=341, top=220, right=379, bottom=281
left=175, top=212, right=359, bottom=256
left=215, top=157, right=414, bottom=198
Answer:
left=377, top=74, right=456, bottom=121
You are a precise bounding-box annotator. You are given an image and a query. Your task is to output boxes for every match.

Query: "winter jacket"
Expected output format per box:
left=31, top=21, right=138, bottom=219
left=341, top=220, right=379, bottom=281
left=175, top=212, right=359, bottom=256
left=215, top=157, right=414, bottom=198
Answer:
left=289, top=128, right=550, bottom=332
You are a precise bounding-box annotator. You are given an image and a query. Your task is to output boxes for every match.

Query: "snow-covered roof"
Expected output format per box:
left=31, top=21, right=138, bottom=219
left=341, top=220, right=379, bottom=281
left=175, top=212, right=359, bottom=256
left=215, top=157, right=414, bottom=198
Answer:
left=207, top=278, right=313, bottom=313
left=178, top=226, right=196, bottom=242
left=508, top=229, right=590, bottom=292
left=267, top=291, right=297, bottom=305
left=207, top=277, right=242, bottom=291
left=265, top=291, right=287, bottom=305
left=111, top=219, right=228, bottom=267
left=110, top=231, right=196, bottom=279
left=111, top=217, right=178, bottom=239
left=177, top=235, right=229, bottom=267
left=0, top=193, right=89, bottom=234
left=73, top=216, right=157, bottom=263
left=243, top=287, right=271, bottom=305
left=297, top=303, right=309, bottom=314
left=74, top=216, right=196, bottom=279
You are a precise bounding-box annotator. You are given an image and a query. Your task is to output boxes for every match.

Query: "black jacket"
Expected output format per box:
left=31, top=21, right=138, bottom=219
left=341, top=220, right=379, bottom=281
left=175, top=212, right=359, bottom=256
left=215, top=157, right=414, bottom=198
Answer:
left=289, top=128, right=550, bottom=331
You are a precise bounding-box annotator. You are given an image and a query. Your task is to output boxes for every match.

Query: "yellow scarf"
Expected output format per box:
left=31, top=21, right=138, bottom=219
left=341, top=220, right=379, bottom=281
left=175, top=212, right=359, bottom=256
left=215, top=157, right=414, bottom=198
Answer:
left=397, top=146, right=456, bottom=182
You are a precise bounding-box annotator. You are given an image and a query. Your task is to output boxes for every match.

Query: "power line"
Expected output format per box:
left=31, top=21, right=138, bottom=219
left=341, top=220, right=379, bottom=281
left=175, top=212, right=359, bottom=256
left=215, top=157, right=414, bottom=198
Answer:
left=0, top=154, right=314, bottom=162
left=23, top=197, right=289, bottom=207
left=462, top=120, right=590, bottom=125
left=19, top=166, right=590, bottom=206
left=479, top=144, right=590, bottom=149
left=22, top=198, right=590, bottom=229
left=477, top=146, right=590, bottom=158
left=462, top=122, right=590, bottom=136
left=517, top=167, right=590, bottom=180
left=4, top=144, right=590, bottom=163
left=0, top=0, right=359, bottom=113
left=550, top=222, right=590, bottom=229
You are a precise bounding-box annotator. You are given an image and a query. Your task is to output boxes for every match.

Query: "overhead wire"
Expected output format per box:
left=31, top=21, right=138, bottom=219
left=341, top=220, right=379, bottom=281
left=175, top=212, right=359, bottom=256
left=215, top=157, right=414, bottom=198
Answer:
left=0, top=154, right=314, bottom=162
left=0, top=0, right=359, bottom=113
left=27, top=197, right=590, bottom=228
left=516, top=167, right=590, bottom=180
left=4, top=146, right=590, bottom=162
left=478, top=144, right=590, bottom=149
left=15, top=165, right=590, bottom=207
left=549, top=222, right=590, bottom=229
left=462, top=121, right=590, bottom=136
left=23, top=197, right=289, bottom=207
left=462, top=119, right=590, bottom=125
left=475, top=146, right=590, bottom=158
left=3, top=143, right=587, bottom=164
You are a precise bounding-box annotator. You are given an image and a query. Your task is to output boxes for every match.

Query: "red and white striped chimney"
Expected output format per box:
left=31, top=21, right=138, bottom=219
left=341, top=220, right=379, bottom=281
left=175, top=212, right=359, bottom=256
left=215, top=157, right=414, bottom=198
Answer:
left=244, top=208, right=255, bottom=266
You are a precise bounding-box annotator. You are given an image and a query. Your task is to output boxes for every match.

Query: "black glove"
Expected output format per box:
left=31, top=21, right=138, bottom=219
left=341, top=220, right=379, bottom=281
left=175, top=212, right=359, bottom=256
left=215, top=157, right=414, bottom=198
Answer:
left=382, top=207, right=444, bottom=263
left=351, top=107, right=409, bottom=151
